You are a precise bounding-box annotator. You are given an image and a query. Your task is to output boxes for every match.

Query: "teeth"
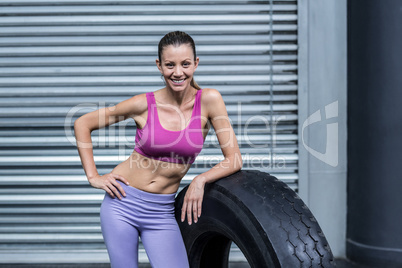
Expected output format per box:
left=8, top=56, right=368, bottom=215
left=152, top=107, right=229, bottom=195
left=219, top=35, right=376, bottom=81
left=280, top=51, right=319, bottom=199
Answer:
left=172, top=79, right=184, bottom=83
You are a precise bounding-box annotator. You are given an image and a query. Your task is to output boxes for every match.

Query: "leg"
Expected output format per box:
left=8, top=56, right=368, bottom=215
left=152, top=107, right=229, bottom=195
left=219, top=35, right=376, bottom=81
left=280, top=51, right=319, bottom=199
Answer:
left=141, top=221, right=189, bottom=268
left=100, top=194, right=139, bottom=268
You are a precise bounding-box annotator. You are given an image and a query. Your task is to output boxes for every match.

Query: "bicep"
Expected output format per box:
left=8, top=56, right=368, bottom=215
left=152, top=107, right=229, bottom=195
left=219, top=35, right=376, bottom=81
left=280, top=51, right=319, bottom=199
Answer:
left=207, top=89, right=240, bottom=157
left=76, top=95, right=144, bottom=131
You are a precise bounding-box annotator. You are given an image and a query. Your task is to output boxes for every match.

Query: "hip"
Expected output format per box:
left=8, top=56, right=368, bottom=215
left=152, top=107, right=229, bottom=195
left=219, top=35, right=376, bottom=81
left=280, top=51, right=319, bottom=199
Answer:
left=101, top=180, right=176, bottom=215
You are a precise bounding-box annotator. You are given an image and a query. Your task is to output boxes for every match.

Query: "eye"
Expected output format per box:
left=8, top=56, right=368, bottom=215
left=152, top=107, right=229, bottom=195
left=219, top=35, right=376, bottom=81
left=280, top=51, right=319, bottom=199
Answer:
left=165, top=63, right=174, bottom=68
left=183, top=62, right=190, bottom=67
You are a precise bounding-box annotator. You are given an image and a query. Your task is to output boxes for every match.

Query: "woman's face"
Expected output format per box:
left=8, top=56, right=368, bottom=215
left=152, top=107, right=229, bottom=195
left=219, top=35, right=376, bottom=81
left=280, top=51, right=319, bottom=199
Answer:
left=156, top=44, right=199, bottom=92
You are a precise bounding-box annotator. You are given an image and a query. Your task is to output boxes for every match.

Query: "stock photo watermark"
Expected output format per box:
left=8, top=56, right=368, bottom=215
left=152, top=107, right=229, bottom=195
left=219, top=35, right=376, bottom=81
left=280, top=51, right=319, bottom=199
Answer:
left=65, top=100, right=337, bottom=171
left=301, top=101, right=339, bottom=167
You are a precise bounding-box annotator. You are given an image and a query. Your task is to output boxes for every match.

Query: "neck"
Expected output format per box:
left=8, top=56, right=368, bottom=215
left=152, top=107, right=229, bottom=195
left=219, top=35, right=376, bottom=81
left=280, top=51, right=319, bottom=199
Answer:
left=164, top=86, right=197, bottom=106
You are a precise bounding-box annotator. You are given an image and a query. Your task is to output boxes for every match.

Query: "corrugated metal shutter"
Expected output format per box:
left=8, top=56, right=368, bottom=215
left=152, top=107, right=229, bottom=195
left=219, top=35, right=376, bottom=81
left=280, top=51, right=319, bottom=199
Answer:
left=0, top=0, right=298, bottom=264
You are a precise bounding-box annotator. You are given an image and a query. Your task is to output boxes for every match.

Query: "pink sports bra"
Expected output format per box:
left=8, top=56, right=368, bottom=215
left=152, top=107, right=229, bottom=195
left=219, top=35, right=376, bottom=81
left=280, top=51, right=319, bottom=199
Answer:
left=134, top=89, right=204, bottom=164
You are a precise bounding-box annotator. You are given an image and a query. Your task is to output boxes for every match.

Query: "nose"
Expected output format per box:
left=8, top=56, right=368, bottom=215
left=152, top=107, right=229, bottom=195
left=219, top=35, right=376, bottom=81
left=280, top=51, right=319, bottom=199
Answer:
left=173, top=66, right=183, bottom=77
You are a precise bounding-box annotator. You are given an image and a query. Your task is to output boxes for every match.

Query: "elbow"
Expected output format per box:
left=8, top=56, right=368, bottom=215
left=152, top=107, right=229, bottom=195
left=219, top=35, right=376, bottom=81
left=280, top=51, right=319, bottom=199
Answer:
left=237, top=157, right=243, bottom=171
left=73, top=116, right=84, bottom=132
left=74, top=115, right=93, bottom=133
left=229, top=153, right=243, bottom=172
left=73, top=117, right=80, bottom=131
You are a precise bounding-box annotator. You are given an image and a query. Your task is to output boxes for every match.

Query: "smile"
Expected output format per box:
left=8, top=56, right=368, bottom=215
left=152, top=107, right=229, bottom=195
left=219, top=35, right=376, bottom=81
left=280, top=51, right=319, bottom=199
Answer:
left=171, top=78, right=186, bottom=85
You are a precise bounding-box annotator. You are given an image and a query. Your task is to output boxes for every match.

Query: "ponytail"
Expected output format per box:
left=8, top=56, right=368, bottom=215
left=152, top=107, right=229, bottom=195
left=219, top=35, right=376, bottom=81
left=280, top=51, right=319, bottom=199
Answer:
left=191, top=79, right=201, bottom=90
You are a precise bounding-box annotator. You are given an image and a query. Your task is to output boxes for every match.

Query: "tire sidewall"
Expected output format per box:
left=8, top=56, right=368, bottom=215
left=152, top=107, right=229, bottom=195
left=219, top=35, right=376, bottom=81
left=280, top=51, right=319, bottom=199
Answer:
left=175, top=184, right=278, bottom=267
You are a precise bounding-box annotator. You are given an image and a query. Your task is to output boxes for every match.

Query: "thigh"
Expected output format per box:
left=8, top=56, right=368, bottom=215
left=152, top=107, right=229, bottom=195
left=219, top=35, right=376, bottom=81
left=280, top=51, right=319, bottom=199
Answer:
left=141, top=221, right=189, bottom=268
left=100, top=194, right=139, bottom=268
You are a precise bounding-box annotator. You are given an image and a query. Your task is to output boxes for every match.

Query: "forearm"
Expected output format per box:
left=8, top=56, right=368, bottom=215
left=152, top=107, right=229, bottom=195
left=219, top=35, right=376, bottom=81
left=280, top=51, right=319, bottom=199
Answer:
left=195, top=154, right=243, bottom=185
left=74, top=119, right=99, bottom=181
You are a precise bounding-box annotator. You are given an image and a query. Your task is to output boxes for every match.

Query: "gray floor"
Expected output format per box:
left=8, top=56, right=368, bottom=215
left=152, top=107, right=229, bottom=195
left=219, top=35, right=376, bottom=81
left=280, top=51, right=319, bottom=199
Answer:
left=335, top=258, right=373, bottom=268
left=0, top=258, right=373, bottom=268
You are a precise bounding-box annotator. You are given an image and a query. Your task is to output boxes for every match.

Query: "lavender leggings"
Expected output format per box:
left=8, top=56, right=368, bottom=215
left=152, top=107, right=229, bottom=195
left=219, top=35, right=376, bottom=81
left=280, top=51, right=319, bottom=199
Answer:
left=100, top=180, right=189, bottom=268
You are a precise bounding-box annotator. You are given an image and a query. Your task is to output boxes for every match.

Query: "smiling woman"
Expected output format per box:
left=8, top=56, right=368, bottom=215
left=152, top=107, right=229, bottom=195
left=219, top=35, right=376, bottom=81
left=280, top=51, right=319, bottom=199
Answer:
left=157, top=31, right=201, bottom=91
left=74, top=31, right=242, bottom=268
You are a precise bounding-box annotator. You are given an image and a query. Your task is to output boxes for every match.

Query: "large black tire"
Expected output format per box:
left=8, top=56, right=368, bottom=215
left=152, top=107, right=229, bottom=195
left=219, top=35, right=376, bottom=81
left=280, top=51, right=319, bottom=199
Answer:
left=174, top=170, right=335, bottom=268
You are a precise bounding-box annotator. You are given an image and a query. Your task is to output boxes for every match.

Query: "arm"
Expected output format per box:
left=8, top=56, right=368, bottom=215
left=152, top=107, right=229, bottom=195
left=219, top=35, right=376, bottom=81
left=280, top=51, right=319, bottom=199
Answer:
left=181, top=88, right=243, bottom=224
left=74, top=94, right=145, bottom=199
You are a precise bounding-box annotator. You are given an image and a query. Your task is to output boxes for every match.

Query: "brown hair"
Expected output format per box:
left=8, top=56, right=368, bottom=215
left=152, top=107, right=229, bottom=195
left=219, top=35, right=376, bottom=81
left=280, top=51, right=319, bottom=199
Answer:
left=158, top=31, right=201, bottom=90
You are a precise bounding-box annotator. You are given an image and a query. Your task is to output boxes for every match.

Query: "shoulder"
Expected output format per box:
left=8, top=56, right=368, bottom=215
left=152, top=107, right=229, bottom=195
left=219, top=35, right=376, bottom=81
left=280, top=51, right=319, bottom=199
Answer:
left=201, top=88, right=227, bottom=119
left=130, top=92, right=148, bottom=105
left=201, top=88, right=224, bottom=105
left=112, top=92, right=148, bottom=117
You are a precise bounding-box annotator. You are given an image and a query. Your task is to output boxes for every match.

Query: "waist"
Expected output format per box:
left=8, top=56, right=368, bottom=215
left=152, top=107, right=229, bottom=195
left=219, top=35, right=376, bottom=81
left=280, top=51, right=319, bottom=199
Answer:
left=111, top=151, right=191, bottom=194
left=115, top=180, right=176, bottom=203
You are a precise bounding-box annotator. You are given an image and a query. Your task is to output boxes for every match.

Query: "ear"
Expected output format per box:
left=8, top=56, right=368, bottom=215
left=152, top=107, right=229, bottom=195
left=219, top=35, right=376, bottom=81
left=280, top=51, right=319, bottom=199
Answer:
left=156, top=59, right=163, bottom=73
left=194, top=57, right=200, bottom=70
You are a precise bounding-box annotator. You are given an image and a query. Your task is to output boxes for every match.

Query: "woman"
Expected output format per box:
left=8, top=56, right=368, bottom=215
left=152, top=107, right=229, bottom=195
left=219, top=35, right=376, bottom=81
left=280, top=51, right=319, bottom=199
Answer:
left=74, top=31, right=242, bottom=268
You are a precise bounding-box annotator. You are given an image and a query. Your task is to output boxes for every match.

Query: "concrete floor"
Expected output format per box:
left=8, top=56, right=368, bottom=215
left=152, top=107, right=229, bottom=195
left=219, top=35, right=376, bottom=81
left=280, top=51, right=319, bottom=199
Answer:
left=0, top=258, right=373, bottom=268
left=335, top=258, right=373, bottom=268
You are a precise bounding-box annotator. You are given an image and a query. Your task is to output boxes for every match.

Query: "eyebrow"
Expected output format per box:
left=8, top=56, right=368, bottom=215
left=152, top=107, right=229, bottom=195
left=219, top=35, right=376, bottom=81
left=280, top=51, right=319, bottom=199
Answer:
left=164, top=58, right=192, bottom=62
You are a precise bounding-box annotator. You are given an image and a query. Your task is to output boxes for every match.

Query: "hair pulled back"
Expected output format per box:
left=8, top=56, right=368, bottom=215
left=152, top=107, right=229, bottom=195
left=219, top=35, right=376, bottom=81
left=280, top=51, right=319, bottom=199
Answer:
left=158, top=31, right=201, bottom=90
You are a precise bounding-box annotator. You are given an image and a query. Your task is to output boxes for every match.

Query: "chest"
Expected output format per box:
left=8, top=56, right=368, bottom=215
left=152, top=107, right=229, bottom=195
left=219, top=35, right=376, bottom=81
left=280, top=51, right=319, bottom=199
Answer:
left=156, top=101, right=196, bottom=132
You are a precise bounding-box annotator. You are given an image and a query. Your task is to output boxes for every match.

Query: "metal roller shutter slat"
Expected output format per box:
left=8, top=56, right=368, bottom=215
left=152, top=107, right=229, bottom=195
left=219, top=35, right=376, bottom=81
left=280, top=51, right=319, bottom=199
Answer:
left=0, top=0, right=298, bottom=264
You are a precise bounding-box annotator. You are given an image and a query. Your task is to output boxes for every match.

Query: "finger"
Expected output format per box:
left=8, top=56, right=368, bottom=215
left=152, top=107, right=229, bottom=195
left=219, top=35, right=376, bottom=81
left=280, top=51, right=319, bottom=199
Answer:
left=103, top=186, right=115, bottom=198
left=181, top=201, right=187, bottom=222
left=108, top=183, right=122, bottom=200
left=111, top=180, right=126, bottom=198
left=197, top=198, right=202, bottom=218
left=193, top=200, right=198, bottom=223
left=187, top=202, right=193, bottom=225
left=115, top=174, right=130, bottom=186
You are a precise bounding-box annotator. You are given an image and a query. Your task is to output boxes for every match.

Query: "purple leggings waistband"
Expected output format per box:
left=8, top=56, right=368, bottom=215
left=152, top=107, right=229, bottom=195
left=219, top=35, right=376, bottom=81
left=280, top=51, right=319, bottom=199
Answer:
left=116, top=180, right=176, bottom=204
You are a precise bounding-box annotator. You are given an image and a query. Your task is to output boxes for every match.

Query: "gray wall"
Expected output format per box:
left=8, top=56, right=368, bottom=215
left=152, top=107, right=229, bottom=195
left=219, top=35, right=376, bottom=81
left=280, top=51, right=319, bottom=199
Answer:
left=298, top=0, right=348, bottom=258
left=0, top=0, right=298, bottom=264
